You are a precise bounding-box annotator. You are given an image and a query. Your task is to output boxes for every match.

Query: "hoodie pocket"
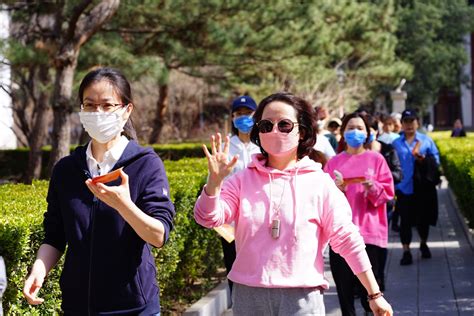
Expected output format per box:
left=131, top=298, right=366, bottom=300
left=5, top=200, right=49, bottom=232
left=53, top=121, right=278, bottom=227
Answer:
left=136, top=259, right=159, bottom=304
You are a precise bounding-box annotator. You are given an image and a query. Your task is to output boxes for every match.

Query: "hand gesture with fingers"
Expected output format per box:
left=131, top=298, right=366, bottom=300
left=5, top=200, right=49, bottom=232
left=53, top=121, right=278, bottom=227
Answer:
left=369, top=296, right=393, bottom=316
left=85, top=169, right=133, bottom=212
left=202, top=133, right=238, bottom=195
left=23, top=272, right=45, bottom=305
left=333, top=170, right=347, bottom=192
left=362, top=180, right=374, bottom=191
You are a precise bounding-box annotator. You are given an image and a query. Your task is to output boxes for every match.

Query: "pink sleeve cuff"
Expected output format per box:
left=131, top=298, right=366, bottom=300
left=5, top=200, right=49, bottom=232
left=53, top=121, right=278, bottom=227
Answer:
left=193, top=185, right=225, bottom=228
left=366, top=182, right=384, bottom=207
left=344, top=249, right=372, bottom=275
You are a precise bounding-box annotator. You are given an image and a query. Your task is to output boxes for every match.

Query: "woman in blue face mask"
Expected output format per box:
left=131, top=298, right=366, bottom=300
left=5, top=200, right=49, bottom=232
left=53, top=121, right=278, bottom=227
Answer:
left=324, top=112, right=395, bottom=316
left=218, top=96, right=261, bottom=294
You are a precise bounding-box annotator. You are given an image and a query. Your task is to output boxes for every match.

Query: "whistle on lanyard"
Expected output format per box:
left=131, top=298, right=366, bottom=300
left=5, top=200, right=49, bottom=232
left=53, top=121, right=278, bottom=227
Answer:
left=271, top=218, right=281, bottom=239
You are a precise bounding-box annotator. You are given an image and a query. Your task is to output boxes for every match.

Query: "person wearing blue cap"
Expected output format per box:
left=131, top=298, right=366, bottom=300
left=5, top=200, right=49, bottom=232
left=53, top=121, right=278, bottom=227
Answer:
left=392, top=109, right=440, bottom=265
left=220, top=95, right=261, bottom=293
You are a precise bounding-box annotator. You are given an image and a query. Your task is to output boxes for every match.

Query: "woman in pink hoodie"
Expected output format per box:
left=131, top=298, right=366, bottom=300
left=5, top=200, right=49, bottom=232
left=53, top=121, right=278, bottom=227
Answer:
left=324, top=112, right=394, bottom=316
left=194, top=93, right=393, bottom=316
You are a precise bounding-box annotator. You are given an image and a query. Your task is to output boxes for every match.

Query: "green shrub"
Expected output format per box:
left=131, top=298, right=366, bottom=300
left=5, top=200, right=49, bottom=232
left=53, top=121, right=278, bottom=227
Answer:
left=150, top=143, right=207, bottom=161
left=0, top=181, right=62, bottom=315
left=431, top=131, right=474, bottom=228
left=0, top=143, right=207, bottom=179
left=0, top=158, right=223, bottom=315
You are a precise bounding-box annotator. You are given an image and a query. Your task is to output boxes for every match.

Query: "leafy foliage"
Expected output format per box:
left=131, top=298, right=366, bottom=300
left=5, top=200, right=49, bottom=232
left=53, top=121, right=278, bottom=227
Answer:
left=78, top=0, right=411, bottom=106
left=432, top=131, right=474, bottom=228
left=395, top=0, right=474, bottom=109
left=0, top=143, right=207, bottom=179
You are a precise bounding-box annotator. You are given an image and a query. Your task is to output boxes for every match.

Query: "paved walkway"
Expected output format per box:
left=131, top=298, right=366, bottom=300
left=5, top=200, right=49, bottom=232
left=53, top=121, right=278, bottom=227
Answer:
left=221, top=178, right=474, bottom=315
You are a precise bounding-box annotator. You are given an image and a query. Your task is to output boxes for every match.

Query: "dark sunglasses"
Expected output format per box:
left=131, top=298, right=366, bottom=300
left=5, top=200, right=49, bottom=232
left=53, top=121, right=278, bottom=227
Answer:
left=257, top=119, right=299, bottom=134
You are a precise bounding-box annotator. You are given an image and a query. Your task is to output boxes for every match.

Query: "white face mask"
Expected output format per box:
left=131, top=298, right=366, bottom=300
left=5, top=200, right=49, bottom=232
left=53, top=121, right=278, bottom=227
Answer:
left=317, top=120, right=325, bottom=130
left=78, top=106, right=128, bottom=143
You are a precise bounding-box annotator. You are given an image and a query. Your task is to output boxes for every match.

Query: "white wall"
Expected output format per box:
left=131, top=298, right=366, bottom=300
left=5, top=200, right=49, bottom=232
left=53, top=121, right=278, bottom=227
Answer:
left=0, top=9, right=16, bottom=149
left=460, top=34, right=473, bottom=128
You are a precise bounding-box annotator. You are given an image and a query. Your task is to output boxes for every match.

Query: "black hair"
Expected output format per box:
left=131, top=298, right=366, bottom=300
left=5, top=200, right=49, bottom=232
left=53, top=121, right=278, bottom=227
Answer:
left=382, top=115, right=396, bottom=125
left=336, top=111, right=371, bottom=153
left=328, top=121, right=340, bottom=129
left=364, top=113, right=379, bottom=131
left=249, top=92, right=317, bottom=159
left=78, top=67, right=137, bottom=141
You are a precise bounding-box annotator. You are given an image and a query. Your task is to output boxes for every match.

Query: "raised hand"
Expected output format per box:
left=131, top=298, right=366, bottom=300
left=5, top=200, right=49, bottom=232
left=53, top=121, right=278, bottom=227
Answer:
left=202, top=133, right=238, bottom=196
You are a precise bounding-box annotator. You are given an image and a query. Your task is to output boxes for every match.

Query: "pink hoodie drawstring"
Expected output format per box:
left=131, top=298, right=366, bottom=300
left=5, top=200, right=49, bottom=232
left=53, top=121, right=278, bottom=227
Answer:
left=293, top=167, right=299, bottom=241
left=268, top=167, right=299, bottom=242
left=268, top=173, right=274, bottom=227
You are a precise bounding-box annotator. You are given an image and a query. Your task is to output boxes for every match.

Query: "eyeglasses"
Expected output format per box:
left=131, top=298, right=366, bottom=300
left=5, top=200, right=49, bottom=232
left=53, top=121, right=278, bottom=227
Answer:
left=80, top=102, right=127, bottom=113
left=257, top=119, right=299, bottom=134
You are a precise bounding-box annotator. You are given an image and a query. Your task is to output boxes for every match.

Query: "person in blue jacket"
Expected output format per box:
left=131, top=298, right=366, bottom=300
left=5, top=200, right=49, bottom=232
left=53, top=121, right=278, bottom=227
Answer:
left=392, top=109, right=440, bottom=266
left=23, top=68, right=175, bottom=315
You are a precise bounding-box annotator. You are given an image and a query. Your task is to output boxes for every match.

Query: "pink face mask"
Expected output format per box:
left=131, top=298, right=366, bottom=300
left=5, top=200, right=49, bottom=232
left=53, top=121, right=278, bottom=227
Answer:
left=259, top=129, right=300, bottom=157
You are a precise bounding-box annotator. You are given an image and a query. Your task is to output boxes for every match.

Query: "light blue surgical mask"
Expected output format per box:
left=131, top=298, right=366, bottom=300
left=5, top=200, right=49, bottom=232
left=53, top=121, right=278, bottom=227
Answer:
left=344, top=129, right=367, bottom=148
left=368, top=133, right=375, bottom=143
left=233, top=115, right=254, bottom=134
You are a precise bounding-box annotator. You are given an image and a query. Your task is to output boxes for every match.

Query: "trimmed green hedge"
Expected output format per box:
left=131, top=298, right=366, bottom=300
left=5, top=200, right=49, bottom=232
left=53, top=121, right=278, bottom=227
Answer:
left=0, top=143, right=206, bottom=179
left=0, top=157, right=222, bottom=315
left=152, top=143, right=207, bottom=160
left=431, top=131, right=474, bottom=228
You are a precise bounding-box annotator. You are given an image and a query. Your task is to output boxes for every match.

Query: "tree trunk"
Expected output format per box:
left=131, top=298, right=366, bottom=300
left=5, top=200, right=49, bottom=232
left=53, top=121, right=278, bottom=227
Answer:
left=23, top=66, right=51, bottom=183
left=149, top=83, right=169, bottom=144
left=47, top=53, right=78, bottom=175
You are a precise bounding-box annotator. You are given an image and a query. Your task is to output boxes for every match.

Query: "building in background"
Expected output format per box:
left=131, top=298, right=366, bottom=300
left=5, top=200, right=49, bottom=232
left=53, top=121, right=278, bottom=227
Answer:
left=433, top=32, right=474, bottom=129
left=0, top=9, right=16, bottom=149
left=432, top=33, right=472, bottom=129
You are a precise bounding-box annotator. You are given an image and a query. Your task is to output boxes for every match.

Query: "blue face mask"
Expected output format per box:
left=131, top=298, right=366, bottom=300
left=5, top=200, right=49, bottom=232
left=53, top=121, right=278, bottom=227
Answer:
left=368, top=133, right=375, bottom=143
left=233, top=115, right=254, bottom=134
left=344, top=129, right=367, bottom=148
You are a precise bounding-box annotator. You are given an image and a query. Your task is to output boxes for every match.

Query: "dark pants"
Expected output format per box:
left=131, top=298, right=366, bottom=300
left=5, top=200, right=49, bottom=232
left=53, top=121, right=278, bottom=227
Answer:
left=396, top=192, right=430, bottom=245
left=378, top=248, right=388, bottom=291
left=220, top=238, right=236, bottom=293
left=330, top=245, right=384, bottom=316
left=388, top=199, right=398, bottom=227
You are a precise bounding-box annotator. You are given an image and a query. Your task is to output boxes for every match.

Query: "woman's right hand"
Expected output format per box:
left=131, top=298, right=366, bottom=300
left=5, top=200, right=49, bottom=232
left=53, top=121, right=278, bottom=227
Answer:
left=23, top=270, right=45, bottom=305
left=369, top=296, right=393, bottom=315
left=333, top=170, right=347, bottom=192
left=202, top=133, right=238, bottom=195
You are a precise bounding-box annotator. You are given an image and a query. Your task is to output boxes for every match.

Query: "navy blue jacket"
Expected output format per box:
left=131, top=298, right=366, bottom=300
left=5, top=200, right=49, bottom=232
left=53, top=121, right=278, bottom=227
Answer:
left=43, top=141, right=175, bottom=315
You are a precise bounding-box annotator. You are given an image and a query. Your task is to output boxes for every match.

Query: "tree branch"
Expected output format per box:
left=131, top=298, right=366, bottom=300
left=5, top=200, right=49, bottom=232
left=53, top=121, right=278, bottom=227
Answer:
left=66, top=0, right=93, bottom=43
left=73, top=0, right=120, bottom=48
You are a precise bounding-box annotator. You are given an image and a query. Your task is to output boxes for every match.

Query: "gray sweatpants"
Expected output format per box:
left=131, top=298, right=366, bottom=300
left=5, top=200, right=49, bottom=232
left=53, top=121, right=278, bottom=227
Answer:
left=232, top=283, right=325, bottom=316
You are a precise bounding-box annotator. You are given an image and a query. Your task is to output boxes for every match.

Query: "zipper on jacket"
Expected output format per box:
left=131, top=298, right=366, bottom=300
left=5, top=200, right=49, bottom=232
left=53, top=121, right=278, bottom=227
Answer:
left=84, top=169, right=97, bottom=316
left=88, top=197, right=98, bottom=316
